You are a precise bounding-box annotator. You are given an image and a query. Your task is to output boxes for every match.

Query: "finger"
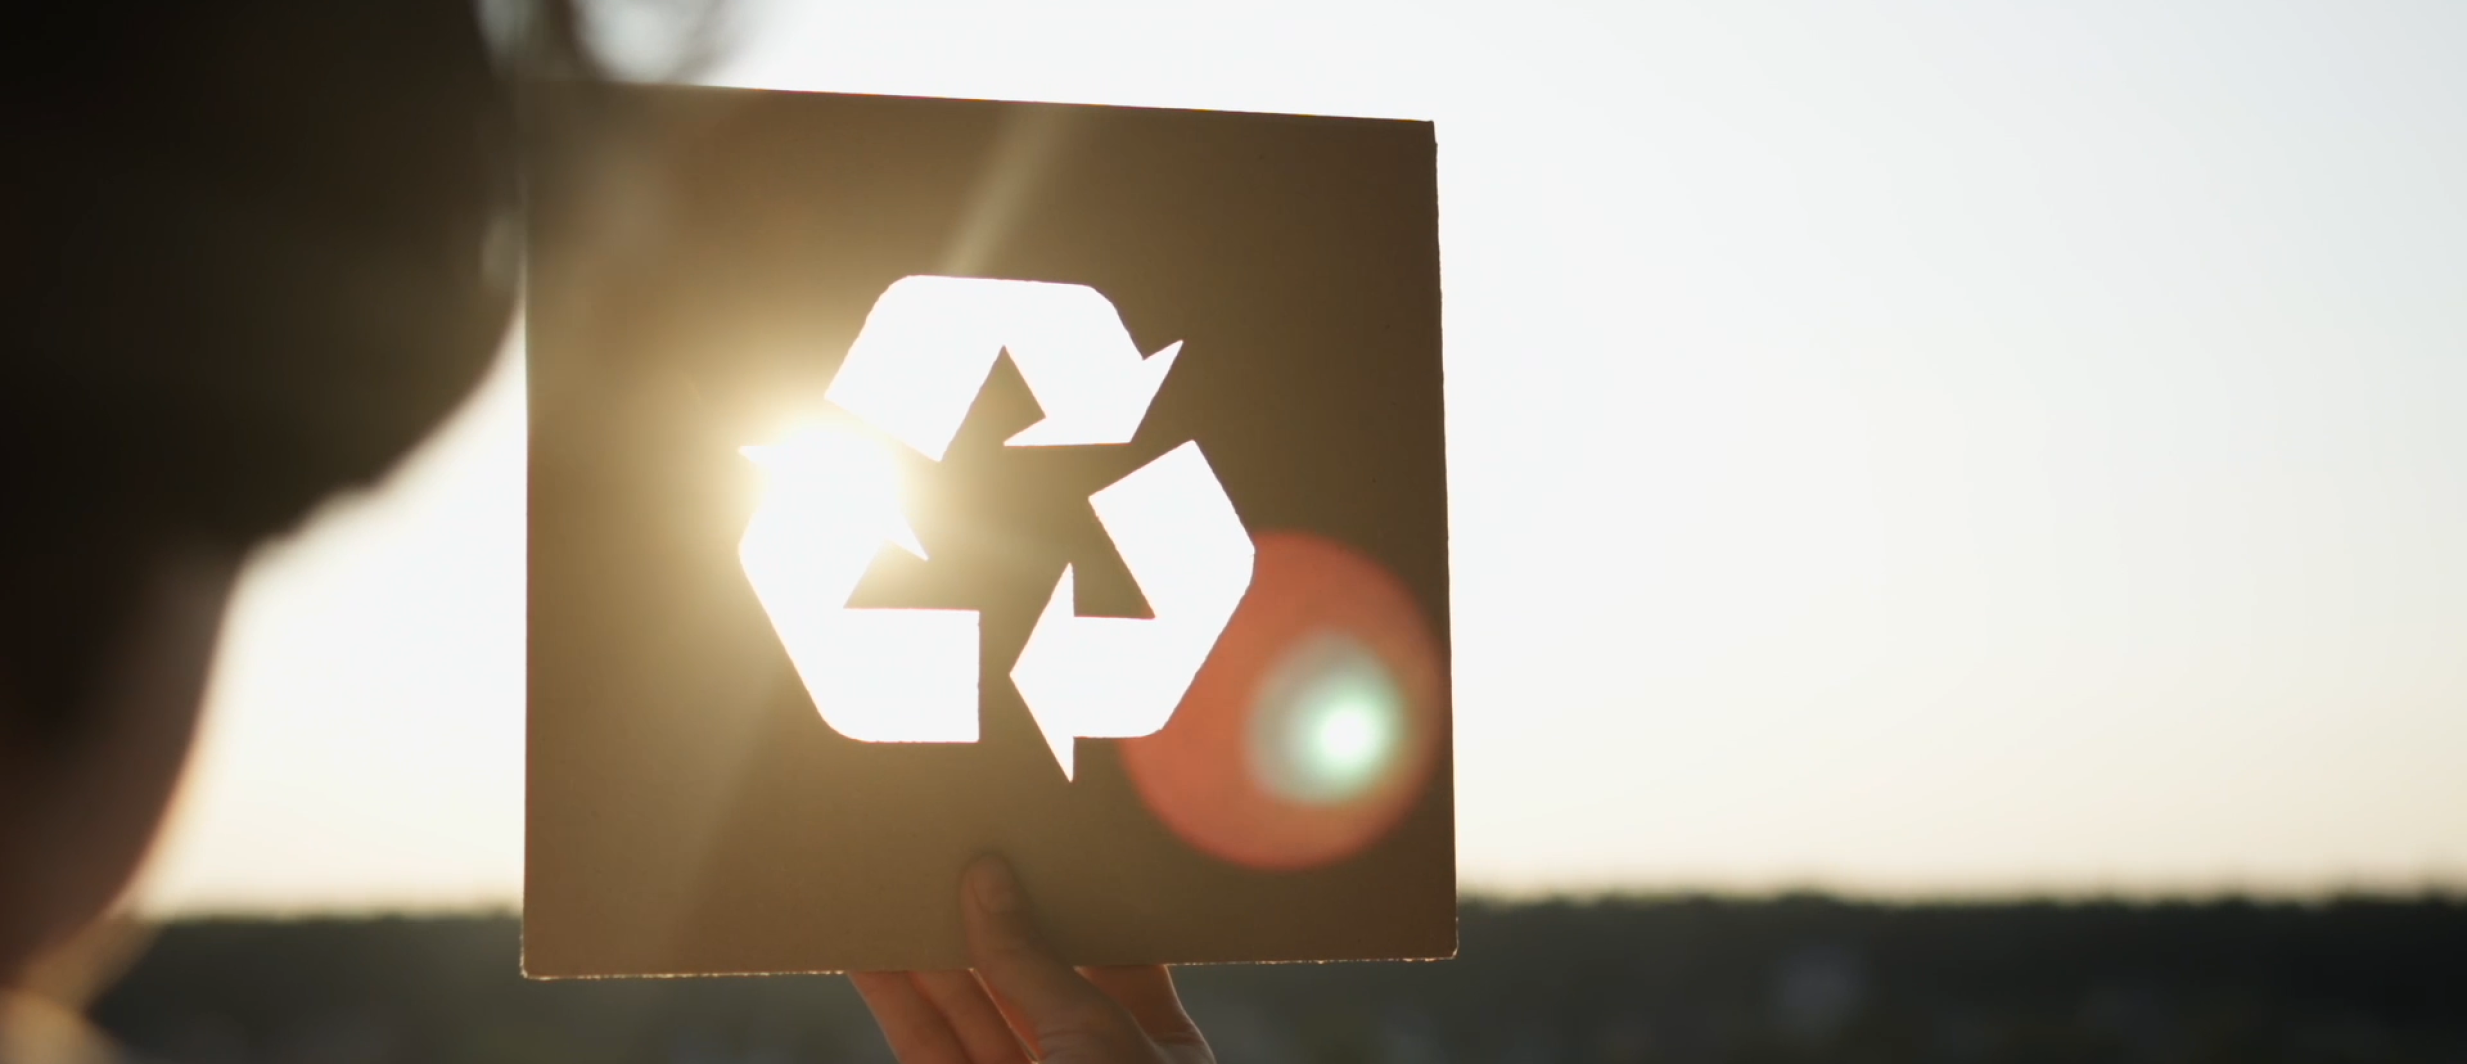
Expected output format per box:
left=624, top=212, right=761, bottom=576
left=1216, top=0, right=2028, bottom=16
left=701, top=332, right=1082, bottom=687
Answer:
left=977, top=979, right=1046, bottom=1060
left=959, top=856, right=1132, bottom=1046
left=851, top=971, right=972, bottom=1064
left=1080, top=966, right=1206, bottom=1048
left=911, top=970, right=1033, bottom=1064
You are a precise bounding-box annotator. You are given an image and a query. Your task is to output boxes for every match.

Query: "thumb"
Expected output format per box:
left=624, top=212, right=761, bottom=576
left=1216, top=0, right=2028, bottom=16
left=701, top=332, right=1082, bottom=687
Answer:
left=959, top=856, right=1133, bottom=1047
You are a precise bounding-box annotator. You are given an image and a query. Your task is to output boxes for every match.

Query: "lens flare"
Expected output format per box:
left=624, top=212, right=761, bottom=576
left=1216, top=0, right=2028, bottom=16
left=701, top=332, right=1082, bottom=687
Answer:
left=1252, top=633, right=1406, bottom=806
left=1120, top=532, right=1444, bottom=872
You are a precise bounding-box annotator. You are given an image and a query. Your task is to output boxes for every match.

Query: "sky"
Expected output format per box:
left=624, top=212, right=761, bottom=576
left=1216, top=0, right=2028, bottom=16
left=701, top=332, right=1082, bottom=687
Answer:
left=135, top=0, right=2467, bottom=913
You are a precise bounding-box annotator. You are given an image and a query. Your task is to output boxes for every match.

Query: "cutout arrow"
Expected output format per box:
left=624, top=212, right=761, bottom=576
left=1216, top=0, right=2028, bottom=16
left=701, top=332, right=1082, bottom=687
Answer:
left=738, top=424, right=979, bottom=744
left=825, top=275, right=1182, bottom=462
left=1009, top=441, right=1255, bottom=779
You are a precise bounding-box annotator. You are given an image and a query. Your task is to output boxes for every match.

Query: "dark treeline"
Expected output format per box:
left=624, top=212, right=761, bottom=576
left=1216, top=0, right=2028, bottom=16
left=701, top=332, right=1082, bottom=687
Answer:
left=93, top=897, right=2467, bottom=1063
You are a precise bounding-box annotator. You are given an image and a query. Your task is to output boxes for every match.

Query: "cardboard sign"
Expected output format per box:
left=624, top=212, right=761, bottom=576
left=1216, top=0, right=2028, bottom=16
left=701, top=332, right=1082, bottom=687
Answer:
left=524, top=84, right=1451, bottom=976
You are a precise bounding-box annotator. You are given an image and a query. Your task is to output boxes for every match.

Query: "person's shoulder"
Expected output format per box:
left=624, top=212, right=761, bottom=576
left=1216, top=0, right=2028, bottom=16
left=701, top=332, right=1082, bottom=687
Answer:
left=0, top=992, right=147, bottom=1064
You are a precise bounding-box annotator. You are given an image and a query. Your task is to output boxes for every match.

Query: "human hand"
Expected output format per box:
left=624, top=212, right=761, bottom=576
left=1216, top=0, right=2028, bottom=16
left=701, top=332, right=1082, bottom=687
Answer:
left=852, top=856, right=1215, bottom=1064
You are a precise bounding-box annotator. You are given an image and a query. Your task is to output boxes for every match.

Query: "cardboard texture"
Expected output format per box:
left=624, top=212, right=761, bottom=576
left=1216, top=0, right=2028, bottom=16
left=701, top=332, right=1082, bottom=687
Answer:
left=525, top=84, right=1452, bottom=977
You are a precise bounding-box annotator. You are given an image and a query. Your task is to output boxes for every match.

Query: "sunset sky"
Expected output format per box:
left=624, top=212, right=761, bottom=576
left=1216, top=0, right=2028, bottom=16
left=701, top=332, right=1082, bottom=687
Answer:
left=138, top=0, right=2466, bottom=913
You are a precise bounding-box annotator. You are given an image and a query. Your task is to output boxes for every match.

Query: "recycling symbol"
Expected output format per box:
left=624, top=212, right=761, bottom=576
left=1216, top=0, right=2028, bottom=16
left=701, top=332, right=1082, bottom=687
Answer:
left=738, top=276, right=1256, bottom=779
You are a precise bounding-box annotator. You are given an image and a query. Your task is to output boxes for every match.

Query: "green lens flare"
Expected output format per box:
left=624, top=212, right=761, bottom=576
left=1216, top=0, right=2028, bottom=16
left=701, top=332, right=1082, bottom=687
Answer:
left=1249, top=633, right=1406, bottom=806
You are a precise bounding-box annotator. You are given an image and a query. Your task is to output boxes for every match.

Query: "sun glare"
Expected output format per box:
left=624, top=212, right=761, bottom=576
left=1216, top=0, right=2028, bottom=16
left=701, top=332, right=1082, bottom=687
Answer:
left=737, top=419, right=978, bottom=743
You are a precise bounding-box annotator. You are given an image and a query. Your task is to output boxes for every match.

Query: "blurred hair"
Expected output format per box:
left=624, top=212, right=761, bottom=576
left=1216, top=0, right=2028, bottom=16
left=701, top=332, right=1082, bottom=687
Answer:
left=0, top=1, right=600, bottom=741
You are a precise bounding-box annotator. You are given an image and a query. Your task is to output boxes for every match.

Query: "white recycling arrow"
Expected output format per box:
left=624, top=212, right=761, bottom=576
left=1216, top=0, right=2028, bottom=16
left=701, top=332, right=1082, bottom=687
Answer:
left=1010, top=441, right=1255, bottom=780
left=737, top=424, right=979, bottom=744
left=740, top=275, right=1252, bottom=780
left=824, top=275, right=1184, bottom=461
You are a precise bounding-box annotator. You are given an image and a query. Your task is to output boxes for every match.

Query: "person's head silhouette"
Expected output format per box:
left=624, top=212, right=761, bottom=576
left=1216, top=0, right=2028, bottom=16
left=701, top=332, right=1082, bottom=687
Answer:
left=0, top=9, right=1217, bottom=1059
left=0, top=0, right=525, bottom=1001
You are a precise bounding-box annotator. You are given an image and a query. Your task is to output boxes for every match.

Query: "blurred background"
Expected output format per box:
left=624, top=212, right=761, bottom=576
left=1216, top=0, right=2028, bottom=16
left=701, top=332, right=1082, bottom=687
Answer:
left=103, top=0, right=2465, bottom=1060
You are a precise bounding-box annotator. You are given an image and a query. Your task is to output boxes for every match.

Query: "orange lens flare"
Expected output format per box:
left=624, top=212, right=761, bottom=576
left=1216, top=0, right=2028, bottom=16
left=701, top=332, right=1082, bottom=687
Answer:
left=1121, top=532, right=1444, bottom=872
